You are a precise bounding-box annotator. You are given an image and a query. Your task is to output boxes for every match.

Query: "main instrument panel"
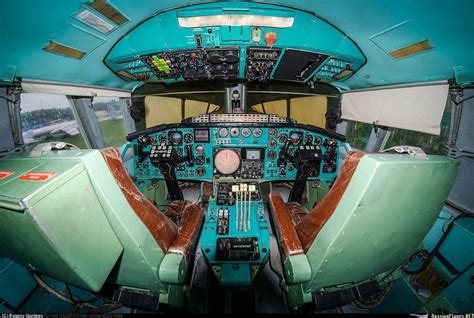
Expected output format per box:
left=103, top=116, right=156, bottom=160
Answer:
left=127, top=114, right=345, bottom=286
left=129, top=120, right=342, bottom=185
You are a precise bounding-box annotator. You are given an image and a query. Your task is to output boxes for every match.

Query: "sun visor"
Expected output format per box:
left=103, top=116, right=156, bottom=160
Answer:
left=341, top=82, right=449, bottom=135
left=21, top=80, right=131, bottom=98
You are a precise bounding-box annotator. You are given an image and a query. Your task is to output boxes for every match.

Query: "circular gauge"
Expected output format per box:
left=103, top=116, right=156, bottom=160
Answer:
left=195, top=155, right=205, bottom=165
left=195, top=145, right=205, bottom=154
left=315, top=137, right=322, bottom=146
left=169, top=132, right=182, bottom=145
left=175, top=149, right=182, bottom=157
left=218, top=128, right=229, bottom=138
left=159, top=133, right=167, bottom=144
left=138, top=135, right=149, bottom=145
left=196, top=167, right=206, bottom=176
left=253, top=128, right=263, bottom=138
left=150, top=137, right=158, bottom=145
left=224, top=50, right=239, bottom=63
left=268, top=139, right=277, bottom=149
left=214, top=149, right=240, bottom=175
left=289, top=131, right=303, bottom=145
left=184, top=133, right=193, bottom=143
left=327, top=138, right=337, bottom=147
left=208, top=50, right=224, bottom=64
left=230, top=127, right=240, bottom=138
left=268, top=128, right=277, bottom=138
left=267, top=150, right=277, bottom=160
left=288, top=163, right=295, bottom=171
left=241, top=128, right=252, bottom=138
left=304, top=134, right=313, bottom=144
left=278, top=132, right=288, bottom=143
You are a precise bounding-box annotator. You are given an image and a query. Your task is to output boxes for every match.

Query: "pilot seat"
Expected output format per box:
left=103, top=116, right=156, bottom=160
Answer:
left=269, top=150, right=460, bottom=308
left=0, top=147, right=204, bottom=308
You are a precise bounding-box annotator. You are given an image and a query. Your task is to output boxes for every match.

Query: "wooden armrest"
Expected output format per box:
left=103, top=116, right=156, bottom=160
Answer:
left=167, top=202, right=204, bottom=259
left=268, top=192, right=304, bottom=258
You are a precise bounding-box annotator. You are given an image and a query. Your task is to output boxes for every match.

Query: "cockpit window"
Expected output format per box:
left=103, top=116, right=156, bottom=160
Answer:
left=343, top=120, right=374, bottom=151
left=251, top=95, right=327, bottom=127
left=145, top=95, right=221, bottom=127
left=20, top=93, right=88, bottom=149
left=92, top=97, right=127, bottom=147
left=382, top=103, right=451, bottom=155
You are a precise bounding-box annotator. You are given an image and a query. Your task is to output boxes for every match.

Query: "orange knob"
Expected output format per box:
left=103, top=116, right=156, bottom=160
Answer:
left=264, top=32, right=278, bottom=48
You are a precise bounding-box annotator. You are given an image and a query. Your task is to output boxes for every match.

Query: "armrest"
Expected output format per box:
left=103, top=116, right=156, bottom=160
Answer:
left=268, top=192, right=304, bottom=259
left=167, top=202, right=204, bottom=258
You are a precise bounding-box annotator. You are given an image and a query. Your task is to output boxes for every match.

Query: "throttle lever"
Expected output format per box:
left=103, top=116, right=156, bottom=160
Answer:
left=185, top=144, right=194, bottom=167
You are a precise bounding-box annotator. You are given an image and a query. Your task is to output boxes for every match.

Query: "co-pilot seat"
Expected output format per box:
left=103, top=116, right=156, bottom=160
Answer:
left=269, top=150, right=460, bottom=307
left=0, top=148, right=203, bottom=307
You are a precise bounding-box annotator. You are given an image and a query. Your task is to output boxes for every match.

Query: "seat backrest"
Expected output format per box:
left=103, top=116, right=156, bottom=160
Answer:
left=100, top=147, right=178, bottom=251
left=297, top=151, right=460, bottom=290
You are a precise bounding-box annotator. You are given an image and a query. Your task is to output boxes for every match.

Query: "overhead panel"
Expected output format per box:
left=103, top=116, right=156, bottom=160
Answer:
left=104, top=2, right=366, bottom=85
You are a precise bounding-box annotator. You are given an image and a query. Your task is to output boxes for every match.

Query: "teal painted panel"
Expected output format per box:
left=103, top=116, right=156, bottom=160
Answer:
left=49, top=23, right=106, bottom=56
left=1, top=1, right=474, bottom=89
left=0, top=258, right=36, bottom=307
left=369, top=20, right=429, bottom=55
left=373, top=278, right=423, bottom=313
left=442, top=266, right=474, bottom=313
left=438, top=217, right=474, bottom=272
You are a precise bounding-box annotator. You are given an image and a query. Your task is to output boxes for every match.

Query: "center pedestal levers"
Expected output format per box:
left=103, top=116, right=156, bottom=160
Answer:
left=200, top=181, right=270, bottom=287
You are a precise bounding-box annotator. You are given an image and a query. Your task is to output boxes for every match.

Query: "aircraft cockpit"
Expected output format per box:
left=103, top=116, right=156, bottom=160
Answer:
left=0, top=0, right=473, bottom=314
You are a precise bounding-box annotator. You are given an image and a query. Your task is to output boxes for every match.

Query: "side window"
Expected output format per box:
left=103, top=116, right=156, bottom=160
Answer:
left=20, top=93, right=88, bottom=149
left=383, top=103, right=451, bottom=154
left=344, top=120, right=373, bottom=150
left=92, top=97, right=127, bottom=147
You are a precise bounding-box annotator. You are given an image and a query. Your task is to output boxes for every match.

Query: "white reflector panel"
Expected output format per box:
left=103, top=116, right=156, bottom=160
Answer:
left=341, top=82, right=449, bottom=135
left=178, top=15, right=294, bottom=28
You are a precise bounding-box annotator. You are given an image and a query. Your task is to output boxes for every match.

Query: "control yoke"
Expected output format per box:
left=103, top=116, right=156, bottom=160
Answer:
left=280, top=140, right=322, bottom=202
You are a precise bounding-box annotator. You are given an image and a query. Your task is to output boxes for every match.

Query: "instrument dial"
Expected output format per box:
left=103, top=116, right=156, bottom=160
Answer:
left=214, top=149, right=240, bottom=175
left=253, top=128, right=263, bottom=138
left=184, top=133, right=193, bottom=144
left=195, top=155, right=205, bottom=165
left=315, top=137, right=322, bottom=146
left=268, top=128, right=277, bottom=137
left=241, top=128, right=252, bottom=138
left=218, top=128, right=229, bottom=138
left=169, top=131, right=182, bottom=145
left=195, top=145, right=205, bottom=154
left=267, top=150, right=277, bottom=160
left=289, top=131, right=303, bottom=145
left=268, top=139, right=277, bottom=149
left=138, top=135, right=149, bottom=145
left=196, top=167, right=206, bottom=176
left=159, top=133, right=167, bottom=144
left=304, top=134, right=313, bottom=144
left=230, top=127, right=240, bottom=137
left=278, top=132, right=288, bottom=143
